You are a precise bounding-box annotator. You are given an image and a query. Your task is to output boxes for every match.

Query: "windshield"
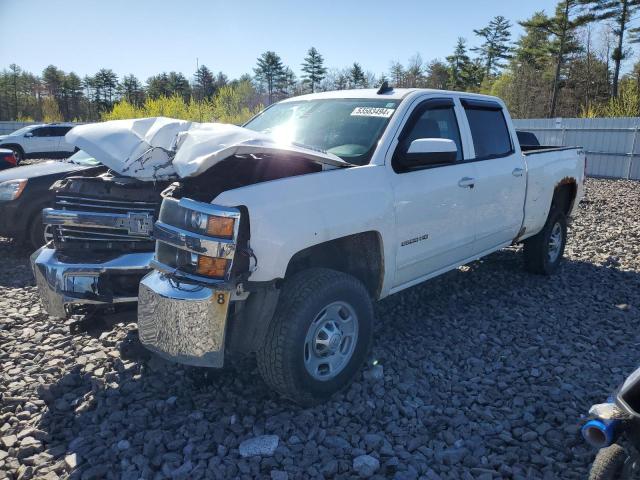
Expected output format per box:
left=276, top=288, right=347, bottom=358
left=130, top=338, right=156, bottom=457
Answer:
left=66, top=150, right=100, bottom=166
left=244, top=98, right=400, bottom=165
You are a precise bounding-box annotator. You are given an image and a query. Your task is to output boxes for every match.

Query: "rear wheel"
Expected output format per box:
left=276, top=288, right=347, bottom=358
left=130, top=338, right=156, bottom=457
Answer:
left=523, top=208, right=567, bottom=275
left=257, top=268, right=373, bottom=405
left=588, top=444, right=627, bottom=480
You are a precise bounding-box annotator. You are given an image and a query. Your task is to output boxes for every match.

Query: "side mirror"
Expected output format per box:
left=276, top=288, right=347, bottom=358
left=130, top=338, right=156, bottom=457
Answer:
left=398, top=138, right=457, bottom=170
left=24, top=132, right=34, bottom=138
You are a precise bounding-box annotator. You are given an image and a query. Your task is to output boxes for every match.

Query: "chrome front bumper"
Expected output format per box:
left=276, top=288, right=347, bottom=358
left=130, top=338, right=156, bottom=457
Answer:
left=138, top=271, right=231, bottom=368
left=31, top=246, right=154, bottom=318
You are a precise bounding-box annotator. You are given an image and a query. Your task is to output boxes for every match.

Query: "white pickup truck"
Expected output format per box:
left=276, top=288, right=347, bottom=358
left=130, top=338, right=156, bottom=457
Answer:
left=33, top=86, right=585, bottom=404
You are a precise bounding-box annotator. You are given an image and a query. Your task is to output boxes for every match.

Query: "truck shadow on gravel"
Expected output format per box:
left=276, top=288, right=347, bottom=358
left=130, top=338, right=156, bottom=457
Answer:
left=30, top=248, right=640, bottom=479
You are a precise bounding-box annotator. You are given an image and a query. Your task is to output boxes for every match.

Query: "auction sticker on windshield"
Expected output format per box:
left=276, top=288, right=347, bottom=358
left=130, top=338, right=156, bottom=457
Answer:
left=351, top=107, right=395, bottom=118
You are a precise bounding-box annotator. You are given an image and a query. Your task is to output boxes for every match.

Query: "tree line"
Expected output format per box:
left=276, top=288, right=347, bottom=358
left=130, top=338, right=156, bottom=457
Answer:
left=3, top=0, right=640, bottom=123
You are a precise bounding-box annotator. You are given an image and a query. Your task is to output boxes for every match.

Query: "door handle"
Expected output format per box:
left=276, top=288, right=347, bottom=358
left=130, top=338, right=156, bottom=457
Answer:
left=512, top=168, right=524, bottom=177
left=458, top=177, right=475, bottom=188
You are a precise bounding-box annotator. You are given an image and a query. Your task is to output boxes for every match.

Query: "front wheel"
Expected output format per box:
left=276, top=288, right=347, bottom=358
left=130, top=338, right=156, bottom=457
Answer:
left=523, top=208, right=567, bottom=275
left=588, top=444, right=628, bottom=480
left=257, top=268, right=373, bottom=405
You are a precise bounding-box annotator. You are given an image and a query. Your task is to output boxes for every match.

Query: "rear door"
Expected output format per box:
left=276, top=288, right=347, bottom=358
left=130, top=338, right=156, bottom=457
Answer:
left=461, top=98, right=526, bottom=251
left=389, top=97, right=477, bottom=288
left=51, top=126, right=75, bottom=153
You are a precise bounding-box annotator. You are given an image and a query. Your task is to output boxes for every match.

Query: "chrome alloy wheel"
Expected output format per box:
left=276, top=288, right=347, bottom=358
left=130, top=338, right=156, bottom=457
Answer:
left=548, top=221, right=563, bottom=262
left=303, top=301, right=359, bottom=381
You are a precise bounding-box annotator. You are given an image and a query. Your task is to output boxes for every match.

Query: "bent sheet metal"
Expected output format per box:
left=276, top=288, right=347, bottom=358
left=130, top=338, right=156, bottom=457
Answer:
left=65, top=117, right=351, bottom=181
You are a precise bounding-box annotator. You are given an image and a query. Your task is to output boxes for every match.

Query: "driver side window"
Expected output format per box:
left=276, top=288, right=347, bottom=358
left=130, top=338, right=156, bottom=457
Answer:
left=402, top=106, right=463, bottom=161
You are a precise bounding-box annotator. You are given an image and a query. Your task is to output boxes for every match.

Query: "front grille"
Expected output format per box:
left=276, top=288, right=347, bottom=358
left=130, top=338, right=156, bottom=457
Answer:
left=49, top=194, right=159, bottom=251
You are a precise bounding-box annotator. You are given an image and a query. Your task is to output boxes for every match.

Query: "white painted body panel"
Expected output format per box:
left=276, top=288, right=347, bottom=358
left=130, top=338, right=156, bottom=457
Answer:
left=212, top=89, right=585, bottom=299
left=214, top=165, right=399, bottom=296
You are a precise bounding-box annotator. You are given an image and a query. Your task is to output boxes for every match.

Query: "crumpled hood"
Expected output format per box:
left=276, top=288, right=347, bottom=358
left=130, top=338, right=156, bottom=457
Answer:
left=66, top=117, right=350, bottom=181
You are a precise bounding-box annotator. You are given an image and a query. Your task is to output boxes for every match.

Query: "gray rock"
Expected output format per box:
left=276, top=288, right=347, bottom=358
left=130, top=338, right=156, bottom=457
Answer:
left=238, top=435, right=279, bottom=457
left=363, top=365, right=384, bottom=381
left=353, top=454, right=380, bottom=477
left=270, top=470, right=288, bottom=480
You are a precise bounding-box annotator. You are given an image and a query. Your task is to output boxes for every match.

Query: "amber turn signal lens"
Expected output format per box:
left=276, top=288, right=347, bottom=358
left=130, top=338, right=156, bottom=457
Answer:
left=206, top=216, right=235, bottom=238
left=196, top=256, right=229, bottom=278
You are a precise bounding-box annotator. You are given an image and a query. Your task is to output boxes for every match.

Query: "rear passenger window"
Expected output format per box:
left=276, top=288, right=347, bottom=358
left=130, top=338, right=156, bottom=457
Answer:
left=464, top=107, right=513, bottom=159
left=52, top=126, right=72, bottom=136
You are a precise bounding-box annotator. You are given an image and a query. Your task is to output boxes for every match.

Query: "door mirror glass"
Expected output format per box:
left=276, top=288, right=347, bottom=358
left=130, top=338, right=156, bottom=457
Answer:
left=399, top=138, right=457, bottom=169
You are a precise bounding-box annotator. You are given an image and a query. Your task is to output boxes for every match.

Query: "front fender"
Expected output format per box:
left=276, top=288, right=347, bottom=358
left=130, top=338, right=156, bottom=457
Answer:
left=213, top=165, right=396, bottom=295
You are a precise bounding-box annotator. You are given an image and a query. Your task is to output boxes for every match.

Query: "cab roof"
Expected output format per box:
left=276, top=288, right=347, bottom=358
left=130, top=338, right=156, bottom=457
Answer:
left=279, top=88, right=501, bottom=103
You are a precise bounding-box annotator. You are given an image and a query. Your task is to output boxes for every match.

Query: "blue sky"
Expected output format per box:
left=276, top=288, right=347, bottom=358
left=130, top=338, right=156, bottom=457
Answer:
left=2, top=0, right=561, bottom=81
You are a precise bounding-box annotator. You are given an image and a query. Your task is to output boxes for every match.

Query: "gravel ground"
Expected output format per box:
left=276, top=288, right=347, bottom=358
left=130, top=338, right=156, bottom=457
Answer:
left=1, top=178, right=639, bottom=480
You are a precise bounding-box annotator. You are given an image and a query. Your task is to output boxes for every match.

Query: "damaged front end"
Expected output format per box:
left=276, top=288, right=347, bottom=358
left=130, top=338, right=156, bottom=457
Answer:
left=31, top=174, right=168, bottom=317
left=138, top=196, right=247, bottom=368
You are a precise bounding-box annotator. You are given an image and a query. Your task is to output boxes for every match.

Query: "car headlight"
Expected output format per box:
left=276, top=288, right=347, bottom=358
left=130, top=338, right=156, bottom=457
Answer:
left=187, top=210, right=236, bottom=239
left=0, top=179, right=28, bottom=201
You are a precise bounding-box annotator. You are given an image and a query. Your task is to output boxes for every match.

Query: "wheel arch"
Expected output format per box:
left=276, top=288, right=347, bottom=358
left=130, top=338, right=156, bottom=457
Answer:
left=552, top=177, right=578, bottom=217
left=284, top=231, right=385, bottom=300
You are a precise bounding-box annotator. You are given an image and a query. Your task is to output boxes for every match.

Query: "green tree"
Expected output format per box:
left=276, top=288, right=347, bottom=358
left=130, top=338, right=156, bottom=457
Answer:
left=146, top=73, right=171, bottom=99
left=446, top=38, right=473, bottom=90
left=93, top=68, right=118, bottom=110
left=472, top=15, right=513, bottom=78
left=193, top=65, right=216, bottom=100
left=254, top=51, right=285, bottom=104
left=424, top=60, right=449, bottom=89
left=119, top=74, right=145, bottom=106
left=61, top=72, right=83, bottom=120
left=349, top=62, right=366, bottom=88
left=301, top=47, right=327, bottom=93
left=167, top=71, right=191, bottom=101
left=579, top=0, right=640, bottom=97
left=521, top=1, right=586, bottom=116
left=389, top=61, right=405, bottom=87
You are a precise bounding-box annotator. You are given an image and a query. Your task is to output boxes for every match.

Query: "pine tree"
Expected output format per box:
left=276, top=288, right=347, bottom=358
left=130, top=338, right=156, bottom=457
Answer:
left=119, top=74, right=145, bottom=106
left=193, top=65, right=215, bottom=100
left=167, top=72, right=191, bottom=101
left=301, top=47, right=327, bottom=93
left=254, top=51, right=286, bottom=104
left=472, top=15, right=513, bottom=79
left=446, top=38, right=473, bottom=90
left=425, top=60, right=449, bottom=89
left=389, top=61, right=405, bottom=87
left=146, top=73, right=171, bottom=99
left=579, top=0, right=640, bottom=97
left=522, top=1, right=585, bottom=116
left=349, top=63, right=366, bottom=88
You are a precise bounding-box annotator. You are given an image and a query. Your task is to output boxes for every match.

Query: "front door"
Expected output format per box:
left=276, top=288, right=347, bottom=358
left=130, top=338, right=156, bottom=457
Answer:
left=390, top=98, right=477, bottom=288
left=28, top=126, right=59, bottom=155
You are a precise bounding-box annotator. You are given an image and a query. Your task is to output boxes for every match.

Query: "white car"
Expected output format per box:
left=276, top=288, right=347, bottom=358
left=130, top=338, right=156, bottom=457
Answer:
left=32, top=87, right=586, bottom=404
left=0, top=123, right=77, bottom=163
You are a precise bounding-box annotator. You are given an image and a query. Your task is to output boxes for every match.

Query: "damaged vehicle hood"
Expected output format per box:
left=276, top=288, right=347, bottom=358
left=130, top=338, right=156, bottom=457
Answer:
left=65, top=117, right=351, bottom=181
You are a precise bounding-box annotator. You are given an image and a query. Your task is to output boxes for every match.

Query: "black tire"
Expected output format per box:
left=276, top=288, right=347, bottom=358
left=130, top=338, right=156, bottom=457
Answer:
left=257, top=268, right=373, bottom=406
left=588, top=444, right=627, bottom=480
left=523, top=207, right=567, bottom=275
left=28, top=212, right=46, bottom=250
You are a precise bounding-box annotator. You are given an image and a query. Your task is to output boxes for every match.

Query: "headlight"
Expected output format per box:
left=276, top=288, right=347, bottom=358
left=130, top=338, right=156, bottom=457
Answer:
left=0, top=179, right=27, bottom=201
left=187, top=210, right=236, bottom=239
